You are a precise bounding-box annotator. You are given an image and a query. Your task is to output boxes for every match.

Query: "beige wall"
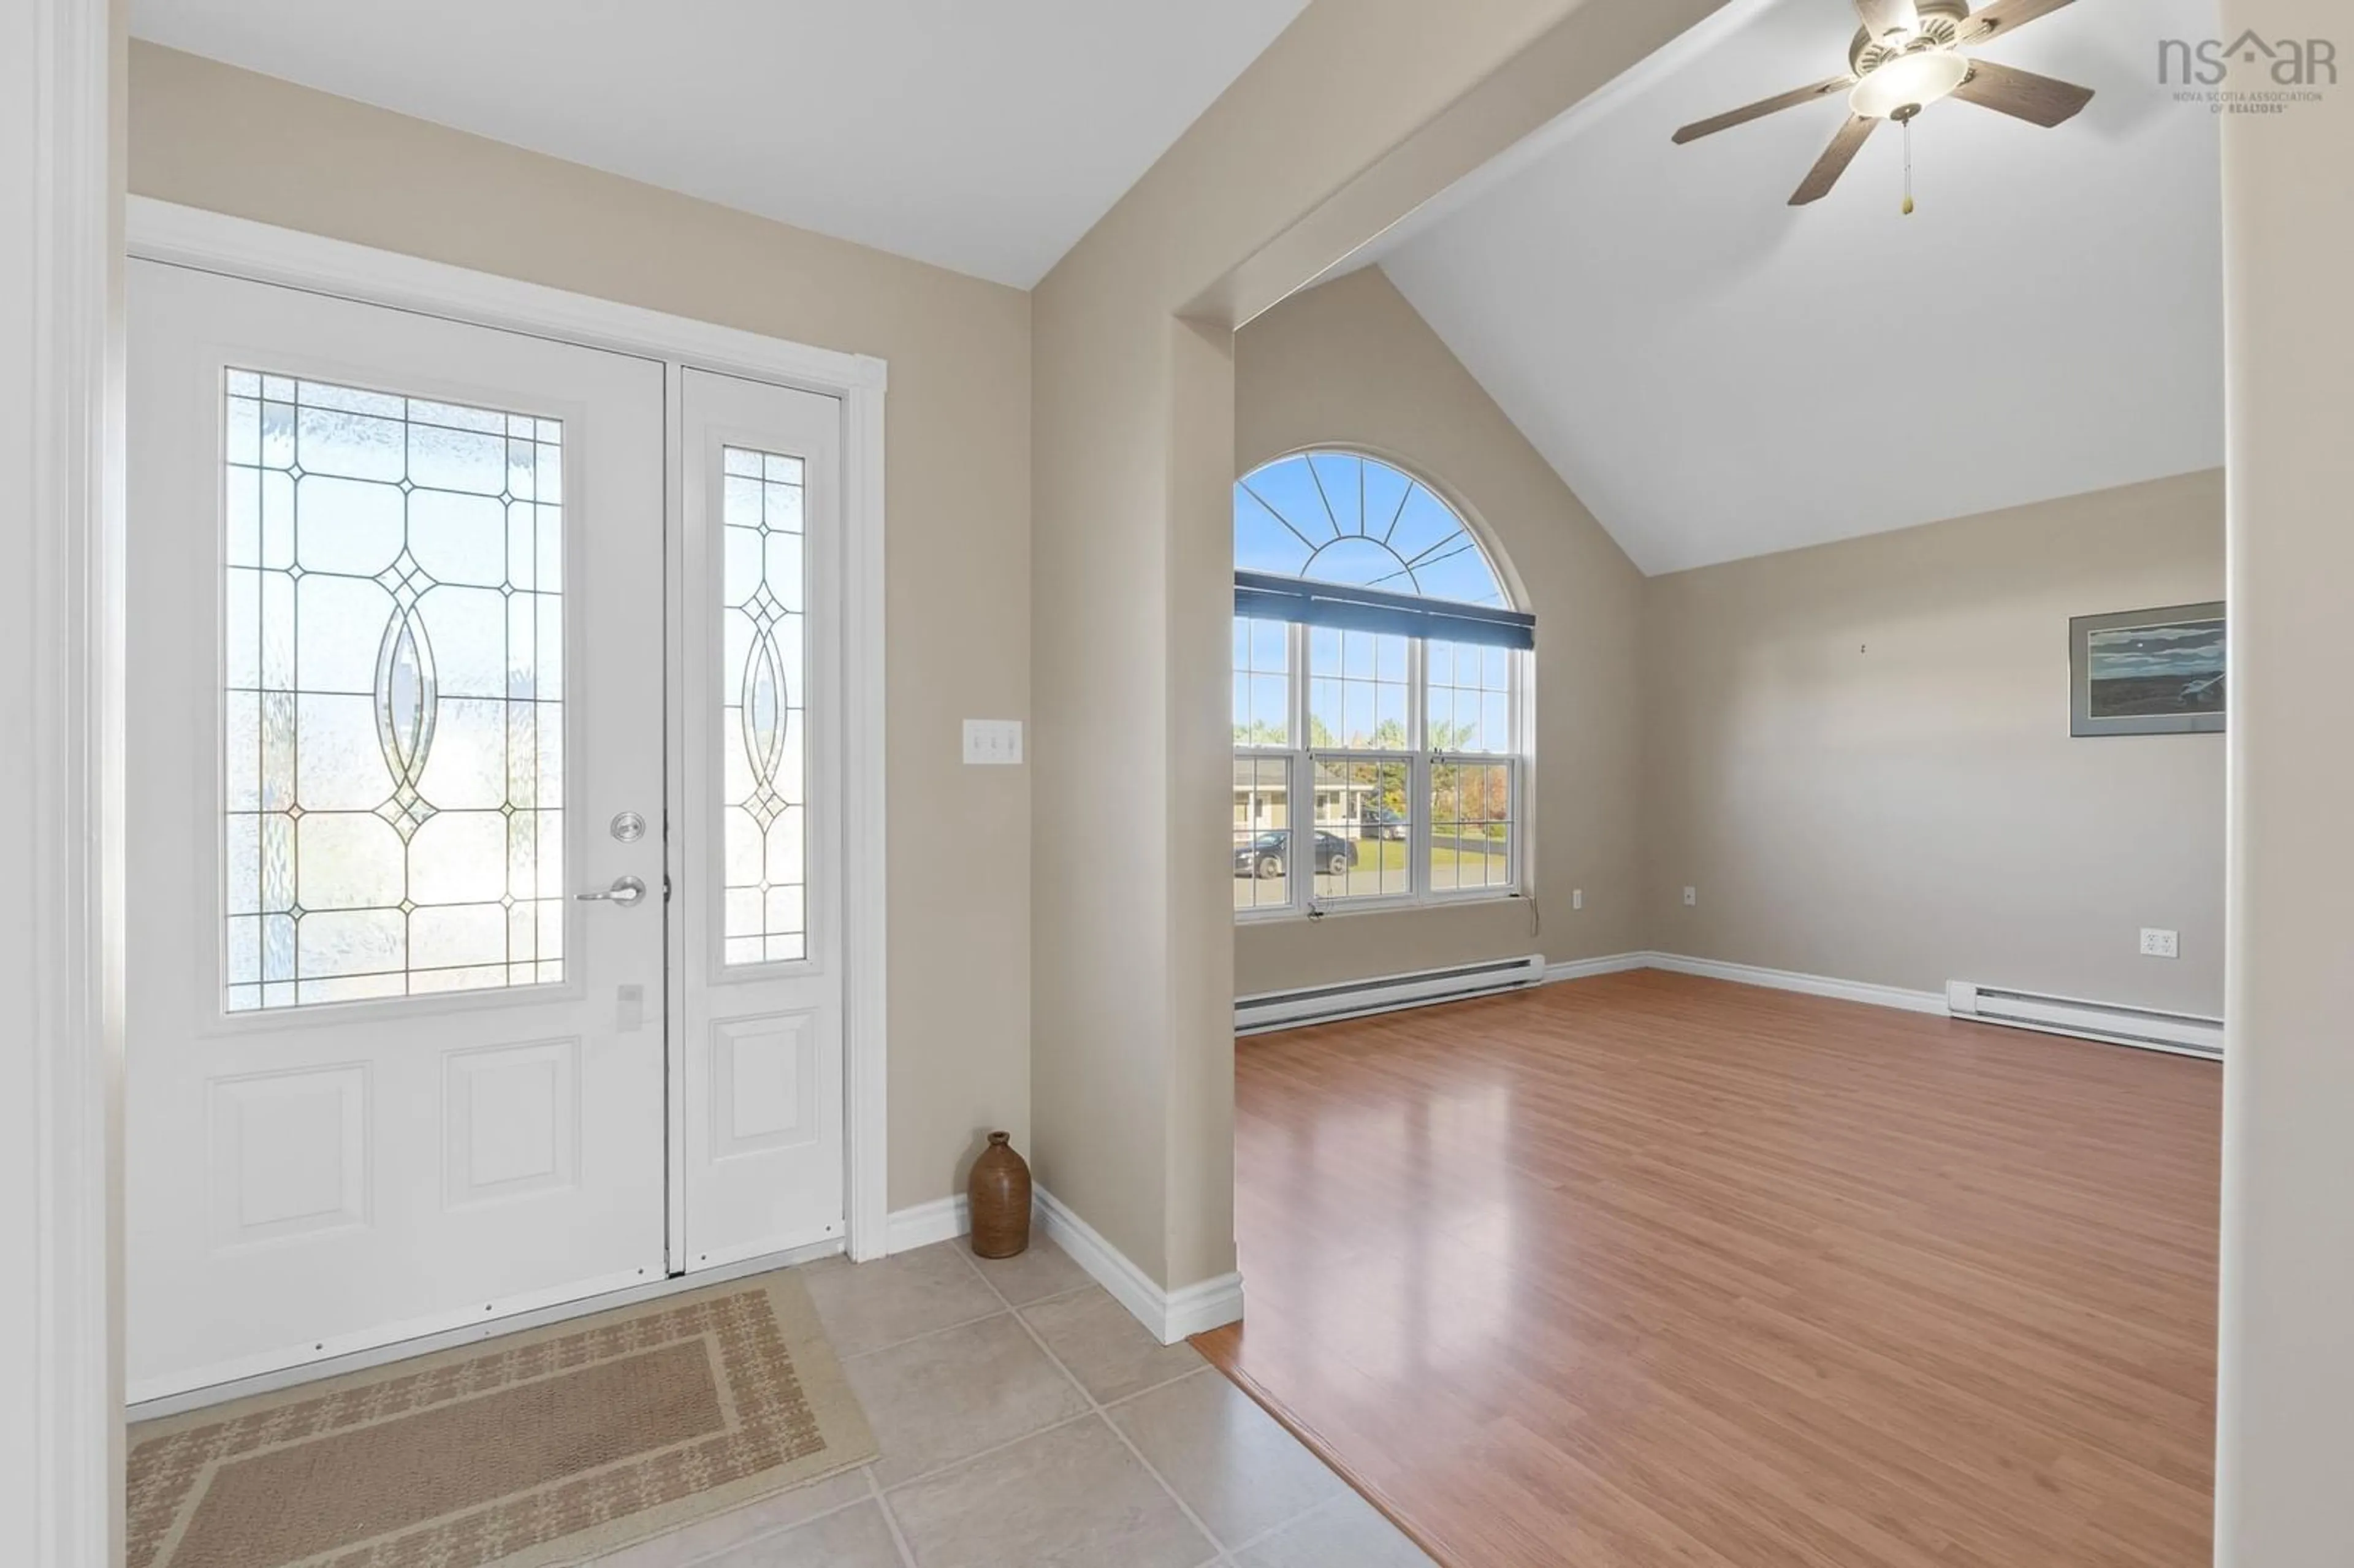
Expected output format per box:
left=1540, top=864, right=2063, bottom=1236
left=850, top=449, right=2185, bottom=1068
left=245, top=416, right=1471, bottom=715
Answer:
left=126, top=44, right=1034, bottom=1214
left=1229, top=272, right=2226, bottom=1019
left=1231, top=267, right=1645, bottom=995
left=2214, top=0, right=2354, bottom=1558
left=1029, top=0, right=1734, bottom=1294
left=1642, top=473, right=2225, bottom=1016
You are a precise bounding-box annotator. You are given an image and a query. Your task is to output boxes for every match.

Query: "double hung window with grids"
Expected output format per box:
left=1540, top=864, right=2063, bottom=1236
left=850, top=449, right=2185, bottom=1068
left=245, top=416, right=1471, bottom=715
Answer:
left=1232, top=452, right=1529, bottom=918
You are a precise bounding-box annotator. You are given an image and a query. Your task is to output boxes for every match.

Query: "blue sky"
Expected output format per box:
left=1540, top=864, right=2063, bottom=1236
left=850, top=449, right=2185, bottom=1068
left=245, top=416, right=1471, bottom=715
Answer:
left=1236, top=453, right=1506, bottom=607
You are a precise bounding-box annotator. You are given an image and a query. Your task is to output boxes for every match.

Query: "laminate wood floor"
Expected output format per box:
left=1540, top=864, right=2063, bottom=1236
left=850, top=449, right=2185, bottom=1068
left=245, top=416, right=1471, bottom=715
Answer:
left=1195, top=969, right=2220, bottom=1568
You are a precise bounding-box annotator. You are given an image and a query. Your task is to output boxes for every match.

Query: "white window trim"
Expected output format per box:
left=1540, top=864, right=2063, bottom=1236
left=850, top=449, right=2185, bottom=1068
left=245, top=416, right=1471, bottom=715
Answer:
left=1234, top=620, right=1524, bottom=923
left=125, top=197, right=894, bottom=1265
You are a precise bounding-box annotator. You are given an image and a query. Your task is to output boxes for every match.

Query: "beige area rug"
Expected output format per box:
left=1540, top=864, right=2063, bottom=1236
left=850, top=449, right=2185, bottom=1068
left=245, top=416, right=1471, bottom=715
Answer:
left=127, top=1270, right=877, bottom=1568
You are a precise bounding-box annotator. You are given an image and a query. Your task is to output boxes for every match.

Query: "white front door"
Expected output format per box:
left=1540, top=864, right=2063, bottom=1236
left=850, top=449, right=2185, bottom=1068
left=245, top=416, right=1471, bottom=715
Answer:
left=126, top=261, right=671, bottom=1401
left=672, top=368, right=848, bottom=1269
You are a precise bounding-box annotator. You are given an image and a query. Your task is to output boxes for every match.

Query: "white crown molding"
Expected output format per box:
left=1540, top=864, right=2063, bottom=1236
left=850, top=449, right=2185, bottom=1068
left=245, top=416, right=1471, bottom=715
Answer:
left=124, top=197, right=886, bottom=393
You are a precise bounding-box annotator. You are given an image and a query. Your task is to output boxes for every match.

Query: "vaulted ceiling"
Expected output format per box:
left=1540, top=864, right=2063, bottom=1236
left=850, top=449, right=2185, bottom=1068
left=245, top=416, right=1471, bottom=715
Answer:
left=129, top=0, right=1309, bottom=288
left=136, top=1, right=2225, bottom=573
left=1366, top=0, right=2225, bottom=574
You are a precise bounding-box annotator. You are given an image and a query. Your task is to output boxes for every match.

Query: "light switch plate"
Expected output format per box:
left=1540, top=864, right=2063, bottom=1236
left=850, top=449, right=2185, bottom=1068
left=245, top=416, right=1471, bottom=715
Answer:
left=962, top=719, right=1024, bottom=766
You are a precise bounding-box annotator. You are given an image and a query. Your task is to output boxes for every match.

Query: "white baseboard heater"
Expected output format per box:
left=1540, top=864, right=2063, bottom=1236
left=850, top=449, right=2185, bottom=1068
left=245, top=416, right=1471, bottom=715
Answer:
left=1946, top=981, right=2223, bottom=1059
left=1235, top=954, right=1545, bottom=1035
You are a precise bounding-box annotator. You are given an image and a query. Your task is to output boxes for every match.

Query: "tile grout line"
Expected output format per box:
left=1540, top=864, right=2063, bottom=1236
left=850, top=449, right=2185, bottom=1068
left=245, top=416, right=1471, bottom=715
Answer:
left=821, top=1241, right=1107, bottom=1368
left=951, top=1239, right=1209, bottom=1408
left=961, top=1238, right=1362, bottom=1558
left=610, top=1246, right=1270, bottom=1568
left=872, top=1407, right=1104, bottom=1495
left=947, top=1241, right=1230, bottom=1563
left=962, top=1244, right=1421, bottom=1562
left=864, top=1464, right=921, bottom=1568
left=999, top=1302, right=1231, bottom=1568
left=836, top=1303, right=1011, bottom=1364
left=638, top=1247, right=1085, bottom=1567
left=644, top=1477, right=883, bottom=1568
left=1219, top=1491, right=1358, bottom=1558
left=729, top=1244, right=1355, bottom=1566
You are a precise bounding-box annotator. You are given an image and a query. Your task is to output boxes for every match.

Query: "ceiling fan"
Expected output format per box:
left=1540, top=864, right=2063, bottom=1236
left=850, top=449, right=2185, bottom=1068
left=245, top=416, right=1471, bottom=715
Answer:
left=1672, top=0, right=2095, bottom=211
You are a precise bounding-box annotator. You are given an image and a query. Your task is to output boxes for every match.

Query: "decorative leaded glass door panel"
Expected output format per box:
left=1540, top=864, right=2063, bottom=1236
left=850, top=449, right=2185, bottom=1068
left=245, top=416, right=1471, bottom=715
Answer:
left=672, top=368, right=847, bottom=1269
left=126, top=261, right=669, bottom=1402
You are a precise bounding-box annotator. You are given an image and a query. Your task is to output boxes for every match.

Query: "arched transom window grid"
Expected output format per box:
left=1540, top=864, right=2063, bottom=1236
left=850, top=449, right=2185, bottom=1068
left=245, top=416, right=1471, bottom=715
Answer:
left=1233, top=452, right=1522, bottom=918
left=1234, top=451, right=1510, bottom=607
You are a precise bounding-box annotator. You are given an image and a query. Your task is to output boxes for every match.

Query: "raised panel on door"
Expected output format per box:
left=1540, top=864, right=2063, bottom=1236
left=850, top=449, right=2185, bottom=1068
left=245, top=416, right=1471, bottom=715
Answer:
left=126, top=261, right=671, bottom=1402
left=677, top=368, right=847, bottom=1269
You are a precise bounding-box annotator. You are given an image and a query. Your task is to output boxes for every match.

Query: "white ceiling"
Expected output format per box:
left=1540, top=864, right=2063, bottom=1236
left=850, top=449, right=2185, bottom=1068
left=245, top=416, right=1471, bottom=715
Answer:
left=1367, top=0, right=2225, bottom=575
left=129, top=0, right=1308, bottom=289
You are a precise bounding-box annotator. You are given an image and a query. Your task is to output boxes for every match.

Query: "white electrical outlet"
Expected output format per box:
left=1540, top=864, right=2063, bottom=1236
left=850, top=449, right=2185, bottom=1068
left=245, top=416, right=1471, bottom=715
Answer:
left=1682, top=886, right=1697, bottom=907
left=2140, top=927, right=2180, bottom=959
left=1572, top=888, right=1584, bottom=911
left=961, top=719, right=1024, bottom=765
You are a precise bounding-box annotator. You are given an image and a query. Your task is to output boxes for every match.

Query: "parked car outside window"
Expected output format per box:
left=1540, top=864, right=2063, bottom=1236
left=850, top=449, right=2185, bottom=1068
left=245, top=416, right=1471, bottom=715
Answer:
left=1233, top=831, right=1357, bottom=879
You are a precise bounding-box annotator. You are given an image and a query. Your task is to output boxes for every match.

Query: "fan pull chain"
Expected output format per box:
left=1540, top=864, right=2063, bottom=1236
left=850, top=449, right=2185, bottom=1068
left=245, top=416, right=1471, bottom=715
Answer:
left=1902, top=115, right=1915, bottom=216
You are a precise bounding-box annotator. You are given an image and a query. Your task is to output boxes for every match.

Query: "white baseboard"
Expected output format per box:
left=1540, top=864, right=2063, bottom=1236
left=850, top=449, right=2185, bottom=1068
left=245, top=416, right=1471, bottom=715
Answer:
left=1640, top=951, right=1951, bottom=1016
left=888, top=1187, right=1243, bottom=1344
left=1035, top=1187, right=1244, bottom=1345
left=1544, top=950, right=1946, bottom=1014
left=1544, top=949, right=1946, bottom=1014
left=1541, top=951, right=1651, bottom=984
left=885, top=1193, right=970, bottom=1254
left=1160, top=1269, right=1251, bottom=1342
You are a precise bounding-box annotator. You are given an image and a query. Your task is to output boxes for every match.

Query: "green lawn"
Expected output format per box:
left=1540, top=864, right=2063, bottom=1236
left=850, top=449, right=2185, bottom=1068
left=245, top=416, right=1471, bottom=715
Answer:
left=1232, top=834, right=1509, bottom=909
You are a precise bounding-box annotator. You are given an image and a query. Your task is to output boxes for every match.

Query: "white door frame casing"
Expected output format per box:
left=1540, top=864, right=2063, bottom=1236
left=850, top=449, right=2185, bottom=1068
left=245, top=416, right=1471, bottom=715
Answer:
left=6, top=2, right=120, bottom=1567
left=122, top=198, right=894, bottom=1269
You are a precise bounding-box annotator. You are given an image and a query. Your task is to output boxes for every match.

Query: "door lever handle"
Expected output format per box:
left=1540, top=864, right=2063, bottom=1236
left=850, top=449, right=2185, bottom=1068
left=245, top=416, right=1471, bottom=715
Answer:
left=576, top=875, right=647, bottom=908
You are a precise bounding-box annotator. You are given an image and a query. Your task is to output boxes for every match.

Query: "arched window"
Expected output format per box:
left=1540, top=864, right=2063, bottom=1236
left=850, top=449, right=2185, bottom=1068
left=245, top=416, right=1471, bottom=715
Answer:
left=1235, top=451, right=1511, bottom=606
left=1232, top=452, right=1532, bottom=916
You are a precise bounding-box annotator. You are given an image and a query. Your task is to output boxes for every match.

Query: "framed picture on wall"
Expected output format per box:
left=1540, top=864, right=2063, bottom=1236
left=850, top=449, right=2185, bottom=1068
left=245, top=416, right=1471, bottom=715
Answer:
left=2069, top=602, right=2226, bottom=737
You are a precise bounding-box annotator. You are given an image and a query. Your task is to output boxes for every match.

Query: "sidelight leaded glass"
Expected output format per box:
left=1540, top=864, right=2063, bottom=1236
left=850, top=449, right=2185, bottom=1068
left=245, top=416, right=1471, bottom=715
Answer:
left=720, top=446, right=807, bottom=965
left=222, top=369, right=565, bottom=1010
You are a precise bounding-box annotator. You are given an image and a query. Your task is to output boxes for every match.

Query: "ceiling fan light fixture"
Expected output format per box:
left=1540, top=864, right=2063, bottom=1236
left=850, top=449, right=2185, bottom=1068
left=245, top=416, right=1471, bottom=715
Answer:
left=1849, top=50, right=1971, bottom=120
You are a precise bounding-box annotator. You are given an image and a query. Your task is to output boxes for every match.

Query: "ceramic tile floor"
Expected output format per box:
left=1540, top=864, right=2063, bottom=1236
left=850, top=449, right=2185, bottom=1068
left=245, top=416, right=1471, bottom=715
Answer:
left=592, top=1238, right=1435, bottom=1568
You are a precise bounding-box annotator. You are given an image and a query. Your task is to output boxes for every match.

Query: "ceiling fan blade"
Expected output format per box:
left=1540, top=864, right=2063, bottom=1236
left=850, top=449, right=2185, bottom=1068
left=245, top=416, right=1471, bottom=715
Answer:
left=1952, top=58, right=2095, bottom=126
left=1959, top=0, right=2081, bottom=47
left=1790, top=115, right=1878, bottom=205
left=1673, top=76, right=1856, bottom=144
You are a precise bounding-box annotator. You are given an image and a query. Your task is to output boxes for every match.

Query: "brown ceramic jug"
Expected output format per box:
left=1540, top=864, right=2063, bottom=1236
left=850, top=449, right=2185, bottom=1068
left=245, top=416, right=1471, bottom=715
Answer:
left=968, top=1131, right=1032, bottom=1258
